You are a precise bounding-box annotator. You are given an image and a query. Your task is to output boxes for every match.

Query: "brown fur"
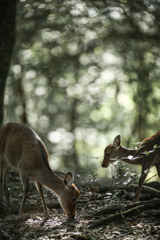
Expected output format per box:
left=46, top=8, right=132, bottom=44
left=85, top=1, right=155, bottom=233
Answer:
left=0, top=122, right=80, bottom=219
left=102, top=133, right=160, bottom=202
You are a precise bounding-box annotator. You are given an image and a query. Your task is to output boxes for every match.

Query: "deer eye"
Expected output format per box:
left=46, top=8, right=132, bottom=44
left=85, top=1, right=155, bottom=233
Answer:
left=72, top=198, right=76, bottom=202
left=107, top=153, right=110, bottom=156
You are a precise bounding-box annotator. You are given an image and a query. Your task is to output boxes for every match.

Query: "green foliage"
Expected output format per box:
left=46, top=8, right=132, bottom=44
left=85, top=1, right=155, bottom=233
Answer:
left=77, top=170, right=100, bottom=192
left=107, top=157, right=158, bottom=202
left=3, top=0, right=160, bottom=174
left=86, top=170, right=100, bottom=187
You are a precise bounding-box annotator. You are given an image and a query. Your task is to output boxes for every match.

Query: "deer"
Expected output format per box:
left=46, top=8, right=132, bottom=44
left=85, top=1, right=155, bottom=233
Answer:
left=0, top=122, right=80, bottom=219
left=102, top=133, right=160, bottom=202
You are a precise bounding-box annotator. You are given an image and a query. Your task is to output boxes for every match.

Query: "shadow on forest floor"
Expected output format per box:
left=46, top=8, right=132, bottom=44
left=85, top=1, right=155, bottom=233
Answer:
left=0, top=172, right=160, bottom=240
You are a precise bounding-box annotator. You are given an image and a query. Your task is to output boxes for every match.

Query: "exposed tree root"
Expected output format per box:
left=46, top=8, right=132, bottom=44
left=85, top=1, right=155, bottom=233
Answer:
left=89, top=199, right=160, bottom=229
left=127, top=184, right=160, bottom=198
left=93, top=198, right=160, bottom=217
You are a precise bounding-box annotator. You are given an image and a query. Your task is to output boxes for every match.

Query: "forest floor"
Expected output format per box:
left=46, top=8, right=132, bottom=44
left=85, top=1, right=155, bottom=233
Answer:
left=0, top=172, right=160, bottom=240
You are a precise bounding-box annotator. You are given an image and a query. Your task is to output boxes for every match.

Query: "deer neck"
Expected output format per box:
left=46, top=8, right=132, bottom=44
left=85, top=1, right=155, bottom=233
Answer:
left=119, top=146, right=136, bottom=158
left=119, top=146, right=141, bottom=165
left=37, top=169, right=65, bottom=197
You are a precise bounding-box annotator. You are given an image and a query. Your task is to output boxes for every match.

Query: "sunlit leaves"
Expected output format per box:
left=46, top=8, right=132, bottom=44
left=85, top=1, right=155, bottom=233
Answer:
left=5, top=0, right=160, bottom=175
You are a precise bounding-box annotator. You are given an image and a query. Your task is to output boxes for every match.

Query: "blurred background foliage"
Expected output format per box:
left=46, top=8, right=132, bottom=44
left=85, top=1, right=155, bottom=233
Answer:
left=3, top=0, right=160, bottom=181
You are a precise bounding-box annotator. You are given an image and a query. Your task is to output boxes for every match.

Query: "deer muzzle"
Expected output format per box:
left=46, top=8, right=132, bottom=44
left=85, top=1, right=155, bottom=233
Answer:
left=102, top=162, right=109, bottom=168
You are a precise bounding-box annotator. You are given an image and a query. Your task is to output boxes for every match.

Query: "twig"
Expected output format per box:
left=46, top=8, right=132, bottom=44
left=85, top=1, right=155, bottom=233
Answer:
left=89, top=199, right=160, bottom=229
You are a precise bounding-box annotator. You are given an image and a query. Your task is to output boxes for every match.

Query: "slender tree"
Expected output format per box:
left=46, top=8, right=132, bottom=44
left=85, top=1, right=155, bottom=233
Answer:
left=0, top=0, right=17, bottom=127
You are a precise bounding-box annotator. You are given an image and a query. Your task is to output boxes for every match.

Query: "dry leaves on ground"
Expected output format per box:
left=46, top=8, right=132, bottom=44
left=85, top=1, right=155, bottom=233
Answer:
left=0, top=175, right=160, bottom=240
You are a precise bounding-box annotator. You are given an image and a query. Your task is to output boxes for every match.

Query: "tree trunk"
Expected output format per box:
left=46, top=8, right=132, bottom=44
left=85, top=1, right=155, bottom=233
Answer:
left=0, top=0, right=17, bottom=127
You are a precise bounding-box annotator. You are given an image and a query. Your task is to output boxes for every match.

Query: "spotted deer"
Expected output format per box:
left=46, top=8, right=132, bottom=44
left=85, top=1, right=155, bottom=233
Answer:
left=0, top=122, right=79, bottom=219
left=102, top=133, right=160, bottom=202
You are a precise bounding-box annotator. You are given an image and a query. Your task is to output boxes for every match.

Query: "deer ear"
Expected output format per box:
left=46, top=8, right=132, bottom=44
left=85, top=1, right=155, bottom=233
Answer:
left=64, top=172, right=74, bottom=187
left=113, top=135, right=121, bottom=147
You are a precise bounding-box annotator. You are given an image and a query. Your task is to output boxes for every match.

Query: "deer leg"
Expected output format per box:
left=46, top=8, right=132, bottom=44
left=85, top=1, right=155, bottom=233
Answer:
left=3, top=167, right=11, bottom=204
left=19, top=174, right=29, bottom=219
left=155, top=164, right=160, bottom=178
left=133, top=165, right=150, bottom=203
left=36, top=181, right=49, bottom=218
left=0, top=160, right=4, bottom=213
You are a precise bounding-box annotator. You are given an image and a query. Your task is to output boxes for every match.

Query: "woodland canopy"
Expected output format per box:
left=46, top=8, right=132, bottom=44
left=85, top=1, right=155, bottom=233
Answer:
left=1, top=0, right=160, bottom=179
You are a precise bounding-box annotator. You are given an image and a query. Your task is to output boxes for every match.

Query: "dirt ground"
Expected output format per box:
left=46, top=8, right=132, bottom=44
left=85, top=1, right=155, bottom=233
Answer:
left=0, top=173, right=160, bottom=240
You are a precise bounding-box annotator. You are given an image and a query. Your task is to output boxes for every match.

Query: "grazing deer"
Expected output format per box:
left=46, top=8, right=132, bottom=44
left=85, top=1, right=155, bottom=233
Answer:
left=0, top=122, right=79, bottom=219
left=102, top=133, right=160, bottom=202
